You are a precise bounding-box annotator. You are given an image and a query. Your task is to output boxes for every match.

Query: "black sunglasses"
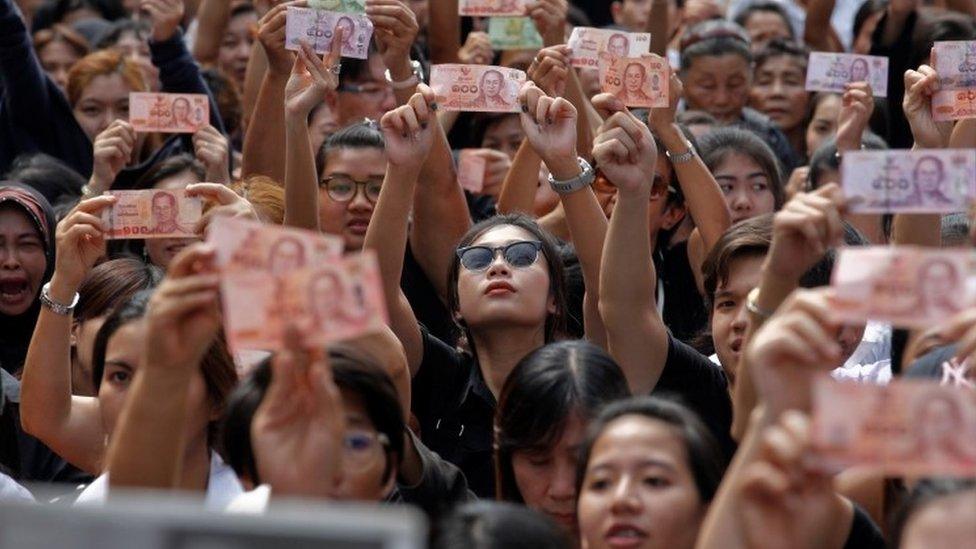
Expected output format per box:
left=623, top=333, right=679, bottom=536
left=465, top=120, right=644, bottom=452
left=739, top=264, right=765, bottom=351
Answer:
left=456, top=241, right=543, bottom=272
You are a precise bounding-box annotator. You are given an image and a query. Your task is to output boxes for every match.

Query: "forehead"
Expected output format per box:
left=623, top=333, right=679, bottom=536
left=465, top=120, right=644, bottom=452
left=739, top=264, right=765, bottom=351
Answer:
left=472, top=224, right=537, bottom=246
left=717, top=254, right=764, bottom=294
left=715, top=152, right=764, bottom=174
left=0, top=205, right=40, bottom=237
left=106, top=320, right=146, bottom=358
left=324, top=147, right=387, bottom=177
left=591, top=415, right=687, bottom=463
left=813, top=94, right=841, bottom=117
left=155, top=169, right=201, bottom=190
left=758, top=55, right=805, bottom=74
left=688, top=53, right=750, bottom=75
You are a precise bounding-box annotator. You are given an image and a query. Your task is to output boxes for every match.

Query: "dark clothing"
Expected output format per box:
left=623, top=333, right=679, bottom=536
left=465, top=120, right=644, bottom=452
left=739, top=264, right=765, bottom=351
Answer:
left=411, top=328, right=496, bottom=498
left=737, top=108, right=802, bottom=176
left=388, top=430, right=477, bottom=520
left=0, top=370, right=92, bottom=487
left=657, top=240, right=710, bottom=352
left=870, top=11, right=919, bottom=150
left=653, top=335, right=736, bottom=460
left=401, top=245, right=458, bottom=349
left=905, top=344, right=957, bottom=380
left=844, top=504, right=887, bottom=549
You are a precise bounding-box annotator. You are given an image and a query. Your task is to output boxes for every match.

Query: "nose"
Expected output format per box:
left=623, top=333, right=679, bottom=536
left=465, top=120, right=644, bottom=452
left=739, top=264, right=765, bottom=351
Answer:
left=731, top=303, right=749, bottom=333
left=608, top=477, right=641, bottom=515
left=380, top=88, right=397, bottom=112
left=347, top=186, right=373, bottom=212
left=485, top=251, right=511, bottom=277
left=770, top=79, right=787, bottom=97
left=548, top=460, right=576, bottom=501
left=712, top=86, right=730, bottom=107
left=0, top=243, right=22, bottom=269
left=730, top=189, right=752, bottom=212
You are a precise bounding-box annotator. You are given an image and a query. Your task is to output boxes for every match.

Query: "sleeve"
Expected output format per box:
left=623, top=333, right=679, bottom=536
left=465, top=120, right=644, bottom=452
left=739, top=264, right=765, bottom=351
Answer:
left=0, top=0, right=51, bottom=125
left=397, top=430, right=477, bottom=519
left=410, top=326, right=465, bottom=427
left=653, top=335, right=736, bottom=460
left=842, top=504, right=886, bottom=549
left=149, top=30, right=227, bottom=135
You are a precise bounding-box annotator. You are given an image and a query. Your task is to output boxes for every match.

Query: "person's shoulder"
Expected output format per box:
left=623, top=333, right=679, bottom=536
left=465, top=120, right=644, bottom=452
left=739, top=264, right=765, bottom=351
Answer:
left=661, top=333, right=729, bottom=387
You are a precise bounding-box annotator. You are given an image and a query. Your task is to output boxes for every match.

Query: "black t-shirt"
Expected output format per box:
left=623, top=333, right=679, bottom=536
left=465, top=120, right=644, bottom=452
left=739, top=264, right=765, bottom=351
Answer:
left=410, top=328, right=496, bottom=498
left=657, top=241, right=711, bottom=353
left=652, top=335, right=736, bottom=460
left=844, top=504, right=887, bottom=549
left=400, top=245, right=457, bottom=347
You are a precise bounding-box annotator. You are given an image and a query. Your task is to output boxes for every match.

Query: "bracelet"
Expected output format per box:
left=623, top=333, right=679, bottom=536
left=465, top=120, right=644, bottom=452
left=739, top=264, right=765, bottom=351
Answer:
left=745, top=287, right=774, bottom=320
left=385, top=60, right=424, bottom=90
left=666, top=145, right=696, bottom=164
left=40, top=282, right=79, bottom=316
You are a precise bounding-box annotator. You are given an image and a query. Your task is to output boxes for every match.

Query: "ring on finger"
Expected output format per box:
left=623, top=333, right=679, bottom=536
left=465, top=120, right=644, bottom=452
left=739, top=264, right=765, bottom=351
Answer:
left=329, top=63, right=342, bottom=75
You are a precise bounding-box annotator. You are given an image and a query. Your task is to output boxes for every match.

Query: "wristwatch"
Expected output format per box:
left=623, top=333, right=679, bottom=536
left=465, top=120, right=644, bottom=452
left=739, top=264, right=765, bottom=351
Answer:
left=548, top=157, right=595, bottom=194
left=665, top=143, right=696, bottom=164
left=40, top=282, right=79, bottom=316
left=385, top=60, right=424, bottom=90
left=745, top=287, right=773, bottom=320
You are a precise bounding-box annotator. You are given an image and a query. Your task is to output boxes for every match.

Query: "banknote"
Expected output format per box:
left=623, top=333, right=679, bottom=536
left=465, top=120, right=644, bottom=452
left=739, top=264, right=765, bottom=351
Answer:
left=932, top=88, right=976, bottom=121
left=805, top=52, right=888, bottom=97
left=206, top=217, right=344, bottom=273
left=458, top=149, right=487, bottom=193
left=598, top=55, right=669, bottom=108
left=567, top=27, right=651, bottom=69
left=841, top=149, right=976, bottom=213
left=102, top=189, right=202, bottom=239
left=430, top=64, right=526, bottom=113
left=129, top=92, right=208, bottom=133
left=829, top=246, right=976, bottom=328
left=220, top=251, right=388, bottom=351
left=459, top=0, right=527, bottom=16
left=811, top=377, right=976, bottom=476
left=934, top=40, right=976, bottom=89
left=488, top=17, right=542, bottom=50
left=284, top=7, right=374, bottom=59
left=306, top=0, right=365, bottom=12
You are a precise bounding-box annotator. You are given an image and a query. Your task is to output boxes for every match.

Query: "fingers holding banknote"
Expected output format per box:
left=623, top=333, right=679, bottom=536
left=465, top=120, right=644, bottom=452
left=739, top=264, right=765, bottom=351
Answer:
left=51, top=195, right=117, bottom=292
left=904, top=62, right=952, bottom=148
left=518, top=82, right=578, bottom=169
left=284, top=26, right=345, bottom=119
left=251, top=325, right=346, bottom=497
left=192, top=124, right=231, bottom=185
left=186, top=183, right=260, bottom=234
left=90, top=120, right=136, bottom=193
left=835, top=81, right=874, bottom=152
left=765, top=183, right=847, bottom=281
left=379, top=84, right=435, bottom=168
left=745, top=287, right=843, bottom=418
left=527, top=45, right=571, bottom=97
left=591, top=93, right=656, bottom=195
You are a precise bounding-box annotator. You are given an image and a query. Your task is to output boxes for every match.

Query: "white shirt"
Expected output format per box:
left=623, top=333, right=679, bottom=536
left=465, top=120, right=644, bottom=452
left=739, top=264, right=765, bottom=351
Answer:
left=0, top=472, right=34, bottom=503
left=831, top=322, right=892, bottom=384
left=74, top=452, right=243, bottom=510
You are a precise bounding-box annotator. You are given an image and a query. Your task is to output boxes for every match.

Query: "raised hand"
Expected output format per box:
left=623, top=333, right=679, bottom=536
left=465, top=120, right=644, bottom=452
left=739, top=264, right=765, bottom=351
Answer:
left=472, top=148, right=512, bottom=197
left=783, top=166, right=811, bottom=201
left=379, top=84, right=436, bottom=168
left=251, top=326, right=345, bottom=497
left=517, top=82, right=578, bottom=172
left=366, top=0, right=419, bottom=81
left=737, top=411, right=838, bottom=549
left=284, top=31, right=344, bottom=120
left=743, top=287, right=843, bottom=417
left=141, top=0, right=185, bottom=42
left=143, top=243, right=221, bottom=372
left=590, top=93, right=657, bottom=196
left=257, top=0, right=298, bottom=76
left=192, top=124, right=231, bottom=184
left=527, top=0, right=568, bottom=44
left=458, top=31, right=493, bottom=65
left=835, top=81, right=874, bottom=151
left=185, top=182, right=260, bottom=233
left=904, top=63, right=952, bottom=149
left=527, top=45, right=571, bottom=97
left=50, top=196, right=116, bottom=294
left=764, top=183, right=846, bottom=281
left=90, top=120, right=136, bottom=193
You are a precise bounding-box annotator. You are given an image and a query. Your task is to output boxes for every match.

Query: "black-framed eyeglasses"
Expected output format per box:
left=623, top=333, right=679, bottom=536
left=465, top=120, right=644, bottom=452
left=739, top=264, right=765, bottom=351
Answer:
left=321, top=175, right=383, bottom=203
left=456, top=240, right=543, bottom=272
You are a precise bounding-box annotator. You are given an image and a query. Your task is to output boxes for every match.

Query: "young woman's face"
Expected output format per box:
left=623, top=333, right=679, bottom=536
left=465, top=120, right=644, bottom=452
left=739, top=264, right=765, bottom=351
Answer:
left=73, top=73, right=133, bottom=141
left=73, top=315, right=108, bottom=395
left=750, top=56, right=809, bottom=133
left=318, top=147, right=387, bottom=252
left=97, top=321, right=212, bottom=443
left=218, top=11, right=257, bottom=88
left=577, top=415, right=706, bottom=549
left=682, top=54, right=751, bottom=124
left=0, top=206, right=47, bottom=316
left=39, top=39, right=81, bottom=91
left=329, top=389, right=396, bottom=501
left=144, top=170, right=203, bottom=268
left=481, top=115, right=524, bottom=160
left=456, top=224, right=554, bottom=334
left=714, top=152, right=776, bottom=224
left=710, top=255, right=763, bottom=380
left=805, top=94, right=840, bottom=155
left=511, top=413, right=585, bottom=536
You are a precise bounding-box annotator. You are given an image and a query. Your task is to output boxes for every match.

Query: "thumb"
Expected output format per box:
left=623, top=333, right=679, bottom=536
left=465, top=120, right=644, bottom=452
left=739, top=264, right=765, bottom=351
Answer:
left=591, top=93, right=627, bottom=120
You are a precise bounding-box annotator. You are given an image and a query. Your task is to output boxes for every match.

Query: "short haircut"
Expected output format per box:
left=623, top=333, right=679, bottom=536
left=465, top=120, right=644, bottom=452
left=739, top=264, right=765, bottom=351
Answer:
left=679, top=20, right=752, bottom=70
left=734, top=2, right=795, bottom=39
left=753, top=38, right=809, bottom=72
left=315, top=120, right=385, bottom=176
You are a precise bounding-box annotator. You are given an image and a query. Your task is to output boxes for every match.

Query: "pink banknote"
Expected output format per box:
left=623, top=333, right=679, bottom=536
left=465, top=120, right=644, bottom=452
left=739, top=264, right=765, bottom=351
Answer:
left=811, top=377, right=976, bottom=476
left=430, top=64, right=526, bottom=113
left=102, top=189, right=202, bottom=239
left=284, top=7, right=373, bottom=59
left=830, top=246, right=976, bottom=328
left=598, top=55, right=669, bottom=108
left=458, top=0, right=527, bottom=16
left=567, top=27, right=651, bottom=69
left=932, top=41, right=976, bottom=121
left=458, top=149, right=487, bottom=193
left=206, top=217, right=344, bottom=273
left=841, top=149, right=976, bottom=213
left=220, top=251, right=388, bottom=351
left=129, top=93, right=208, bottom=133
left=805, top=52, right=888, bottom=97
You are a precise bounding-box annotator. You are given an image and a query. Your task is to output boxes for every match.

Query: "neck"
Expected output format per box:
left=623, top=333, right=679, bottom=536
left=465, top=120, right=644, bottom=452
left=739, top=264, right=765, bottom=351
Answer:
left=177, top=435, right=211, bottom=493
left=471, top=324, right=546, bottom=398
left=785, top=124, right=806, bottom=158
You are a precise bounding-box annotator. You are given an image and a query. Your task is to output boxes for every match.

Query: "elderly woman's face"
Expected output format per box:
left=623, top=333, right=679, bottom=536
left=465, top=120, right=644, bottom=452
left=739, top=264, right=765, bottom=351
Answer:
left=0, top=205, right=47, bottom=316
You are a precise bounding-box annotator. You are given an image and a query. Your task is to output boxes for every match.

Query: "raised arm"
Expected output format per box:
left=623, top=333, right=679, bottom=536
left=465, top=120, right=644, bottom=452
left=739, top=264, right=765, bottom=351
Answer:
left=647, top=0, right=669, bottom=56
left=363, top=88, right=436, bottom=372
left=425, top=0, right=460, bottom=63
left=803, top=0, right=843, bottom=52
left=594, top=97, right=669, bottom=394
left=20, top=196, right=118, bottom=475
left=283, top=35, right=343, bottom=229
left=106, top=244, right=222, bottom=491
left=241, top=1, right=295, bottom=181
left=191, top=0, right=231, bottom=65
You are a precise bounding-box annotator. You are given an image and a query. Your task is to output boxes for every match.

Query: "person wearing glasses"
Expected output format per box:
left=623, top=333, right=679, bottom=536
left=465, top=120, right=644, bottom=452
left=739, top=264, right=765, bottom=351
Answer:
left=364, top=87, right=569, bottom=497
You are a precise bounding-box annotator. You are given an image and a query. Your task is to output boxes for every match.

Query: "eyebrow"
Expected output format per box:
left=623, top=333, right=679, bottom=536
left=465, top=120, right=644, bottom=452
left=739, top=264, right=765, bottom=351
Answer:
left=590, top=458, right=677, bottom=474
left=104, top=361, right=133, bottom=370
left=714, top=289, right=737, bottom=301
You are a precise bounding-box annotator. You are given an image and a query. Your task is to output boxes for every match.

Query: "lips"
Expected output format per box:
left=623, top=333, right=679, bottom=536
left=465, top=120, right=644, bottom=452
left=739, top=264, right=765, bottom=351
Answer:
left=0, top=276, right=31, bottom=307
left=546, top=511, right=576, bottom=528
left=484, top=280, right=516, bottom=296
left=346, top=218, right=370, bottom=235
left=605, top=523, right=649, bottom=548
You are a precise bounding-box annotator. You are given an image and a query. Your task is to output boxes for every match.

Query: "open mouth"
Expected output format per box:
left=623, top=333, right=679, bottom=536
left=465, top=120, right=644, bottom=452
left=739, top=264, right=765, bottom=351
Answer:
left=605, top=524, right=648, bottom=547
left=0, top=279, right=30, bottom=306
left=346, top=219, right=370, bottom=235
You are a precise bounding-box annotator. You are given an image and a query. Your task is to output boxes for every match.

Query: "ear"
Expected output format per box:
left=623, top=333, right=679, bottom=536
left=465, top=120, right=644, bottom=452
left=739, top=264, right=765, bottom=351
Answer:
left=661, top=203, right=687, bottom=231
left=547, top=290, right=557, bottom=315
left=70, top=321, right=80, bottom=348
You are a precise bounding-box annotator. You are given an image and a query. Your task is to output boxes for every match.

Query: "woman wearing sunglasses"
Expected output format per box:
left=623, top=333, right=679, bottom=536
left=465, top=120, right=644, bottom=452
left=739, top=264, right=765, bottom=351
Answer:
left=364, top=86, right=569, bottom=498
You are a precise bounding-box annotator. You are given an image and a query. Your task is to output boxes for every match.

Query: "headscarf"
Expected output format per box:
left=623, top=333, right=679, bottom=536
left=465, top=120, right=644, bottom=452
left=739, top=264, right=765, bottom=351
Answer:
left=0, top=183, right=56, bottom=374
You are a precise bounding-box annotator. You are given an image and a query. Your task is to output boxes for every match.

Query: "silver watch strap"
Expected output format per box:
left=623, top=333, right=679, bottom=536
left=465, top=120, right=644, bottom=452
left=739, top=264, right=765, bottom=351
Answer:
left=40, top=282, right=79, bottom=315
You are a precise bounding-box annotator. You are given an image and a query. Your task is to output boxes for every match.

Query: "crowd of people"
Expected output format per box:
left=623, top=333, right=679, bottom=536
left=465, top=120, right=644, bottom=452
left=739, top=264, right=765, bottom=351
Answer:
left=0, top=0, right=974, bottom=546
